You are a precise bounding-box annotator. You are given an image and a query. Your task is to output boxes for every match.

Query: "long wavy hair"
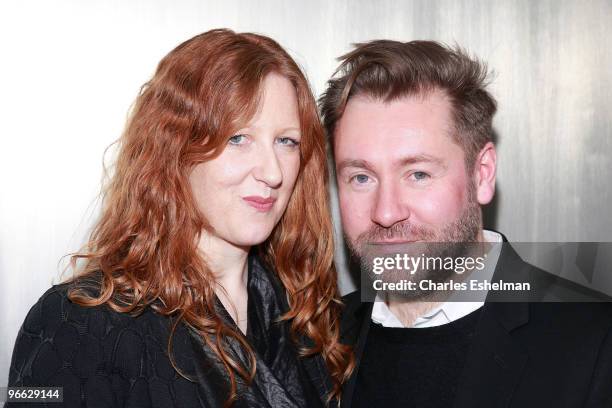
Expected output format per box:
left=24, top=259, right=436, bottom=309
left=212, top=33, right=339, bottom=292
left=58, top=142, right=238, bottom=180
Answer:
left=65, top=28, right=353, bottom=405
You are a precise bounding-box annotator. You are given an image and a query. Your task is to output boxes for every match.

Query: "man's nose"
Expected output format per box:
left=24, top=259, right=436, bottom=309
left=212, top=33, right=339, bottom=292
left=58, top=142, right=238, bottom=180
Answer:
left=371, top=180, right=410, bottom=228
left=252, top=144, right=283, bottom=188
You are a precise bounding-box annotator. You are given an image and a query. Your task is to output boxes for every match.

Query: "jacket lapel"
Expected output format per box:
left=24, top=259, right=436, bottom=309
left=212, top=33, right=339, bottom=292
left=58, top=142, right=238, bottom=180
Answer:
left=189, top=329, right=257, bottom=408
left=453, top=237, right=530, bottom=408
left=300, top=348, right=338, bottom=408
left=452, top=301, right=529, bottom=408
left=340, top=300, right=373, bottom=408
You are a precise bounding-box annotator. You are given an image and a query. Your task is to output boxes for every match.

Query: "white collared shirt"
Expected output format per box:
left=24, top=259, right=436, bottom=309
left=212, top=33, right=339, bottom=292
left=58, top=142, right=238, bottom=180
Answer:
left=371, top=230, right=503, bottom=328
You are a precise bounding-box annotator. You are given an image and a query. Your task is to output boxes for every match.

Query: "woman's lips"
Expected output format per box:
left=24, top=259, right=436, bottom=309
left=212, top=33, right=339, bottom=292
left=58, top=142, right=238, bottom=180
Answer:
left=242, top=196, right=277, bottom=212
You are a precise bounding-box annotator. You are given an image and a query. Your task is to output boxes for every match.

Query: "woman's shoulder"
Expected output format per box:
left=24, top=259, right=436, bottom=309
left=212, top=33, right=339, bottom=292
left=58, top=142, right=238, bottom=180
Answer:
left=17, top=282, right=149, bottom=338
left=8, top=282, right=199, bottom=407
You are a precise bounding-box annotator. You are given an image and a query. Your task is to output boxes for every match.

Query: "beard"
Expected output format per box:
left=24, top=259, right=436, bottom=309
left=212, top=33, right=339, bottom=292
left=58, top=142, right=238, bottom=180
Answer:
left=346, top=182, right=482, bottom=300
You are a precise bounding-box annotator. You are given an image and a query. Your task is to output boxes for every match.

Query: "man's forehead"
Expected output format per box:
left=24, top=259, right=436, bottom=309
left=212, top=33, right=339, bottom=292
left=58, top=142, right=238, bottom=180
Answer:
left=336, top=92, right=452, bottom=138
left=333, top=92, right=460, bottom=166
left=340, top=90, right=451, bottom=122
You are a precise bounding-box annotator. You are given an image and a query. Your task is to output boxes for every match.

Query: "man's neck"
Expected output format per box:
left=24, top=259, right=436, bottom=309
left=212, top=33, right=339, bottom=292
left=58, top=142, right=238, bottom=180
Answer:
left=387, top=298, right=443, bottom=328
left=386, top=229, right=488, bottom=327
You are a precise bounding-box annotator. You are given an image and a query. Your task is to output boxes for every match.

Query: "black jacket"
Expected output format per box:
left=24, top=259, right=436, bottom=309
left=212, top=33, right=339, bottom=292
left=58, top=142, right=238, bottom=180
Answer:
left=340, top=238, right=612, bottom=408
left=7, top=255, right=334, bottom=408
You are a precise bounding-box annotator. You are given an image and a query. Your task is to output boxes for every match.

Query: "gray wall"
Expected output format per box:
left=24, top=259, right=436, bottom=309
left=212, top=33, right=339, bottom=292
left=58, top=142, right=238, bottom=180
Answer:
left=2, top=0, right=611, bottom=387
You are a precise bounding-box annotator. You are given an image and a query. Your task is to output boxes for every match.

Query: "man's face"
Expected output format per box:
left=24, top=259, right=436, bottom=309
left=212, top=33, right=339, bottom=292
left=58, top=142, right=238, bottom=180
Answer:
left=334, top=91, right=494, bottom=259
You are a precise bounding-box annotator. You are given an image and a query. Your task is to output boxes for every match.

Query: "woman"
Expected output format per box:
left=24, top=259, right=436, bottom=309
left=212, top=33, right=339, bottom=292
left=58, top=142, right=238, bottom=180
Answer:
left=7, top=29, right=353, bottom=407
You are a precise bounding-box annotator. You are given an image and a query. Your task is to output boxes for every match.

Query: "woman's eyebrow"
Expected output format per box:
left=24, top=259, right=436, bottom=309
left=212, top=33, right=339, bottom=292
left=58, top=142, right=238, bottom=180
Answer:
left=237, top=125, right=301, bottom=134
left=277, top=126, right=301, bottom=133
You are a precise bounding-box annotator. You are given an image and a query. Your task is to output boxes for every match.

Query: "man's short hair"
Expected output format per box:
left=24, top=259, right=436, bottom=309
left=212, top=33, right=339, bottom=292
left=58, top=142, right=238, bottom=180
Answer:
left=319, top=40, right=497, bottom=169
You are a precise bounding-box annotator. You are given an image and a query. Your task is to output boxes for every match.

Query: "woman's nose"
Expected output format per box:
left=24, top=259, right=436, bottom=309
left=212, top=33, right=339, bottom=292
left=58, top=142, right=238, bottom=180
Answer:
left=252, top=144, right=283, bottom=188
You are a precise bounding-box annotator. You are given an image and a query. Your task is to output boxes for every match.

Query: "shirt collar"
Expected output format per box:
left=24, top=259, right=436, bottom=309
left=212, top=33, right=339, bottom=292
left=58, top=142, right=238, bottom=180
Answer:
left=371, top=230, right=503, bottom=328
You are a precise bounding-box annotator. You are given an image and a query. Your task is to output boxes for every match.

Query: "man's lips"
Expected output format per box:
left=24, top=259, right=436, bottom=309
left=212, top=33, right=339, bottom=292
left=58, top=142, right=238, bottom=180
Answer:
left=368, top=239, right=421, bottom=245
left=242, top=196, right=277, bottom=211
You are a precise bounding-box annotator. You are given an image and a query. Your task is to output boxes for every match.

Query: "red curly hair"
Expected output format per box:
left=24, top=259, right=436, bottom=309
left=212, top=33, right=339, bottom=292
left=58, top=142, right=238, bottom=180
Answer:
left=65, top=28, right=353, bottom=405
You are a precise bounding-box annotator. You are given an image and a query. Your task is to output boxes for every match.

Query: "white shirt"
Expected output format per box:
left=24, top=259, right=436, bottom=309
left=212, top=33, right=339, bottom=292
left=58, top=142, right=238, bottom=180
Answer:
left=371, top=230, right=503, bottom=328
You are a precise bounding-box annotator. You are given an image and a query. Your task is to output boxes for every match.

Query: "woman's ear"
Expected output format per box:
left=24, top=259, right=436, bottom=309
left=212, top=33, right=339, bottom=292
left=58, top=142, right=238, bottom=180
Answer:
left=474, top=142, right=497, bottom=205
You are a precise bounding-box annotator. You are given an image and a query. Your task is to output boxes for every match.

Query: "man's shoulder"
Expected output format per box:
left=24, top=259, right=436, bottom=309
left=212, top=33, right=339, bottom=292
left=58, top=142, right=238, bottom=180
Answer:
left=526, top=301, right=612, bottom=329
left=341, top=290, right=374, bottom=320
left=494, top=240, right=612, bottom=302
left=342, top=290, right=365, bottom=308
left=339, top=291, right=371, bottom=345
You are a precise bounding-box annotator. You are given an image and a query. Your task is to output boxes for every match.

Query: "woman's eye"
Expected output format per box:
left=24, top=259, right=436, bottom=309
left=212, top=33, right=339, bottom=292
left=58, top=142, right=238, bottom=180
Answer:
left=276, top=137, right=300, bottom=146
left=411, top=171, right=430, bottom=181
left=351, top=174, right=371, bottom=184
left=228, top=134, right=248, bottom=145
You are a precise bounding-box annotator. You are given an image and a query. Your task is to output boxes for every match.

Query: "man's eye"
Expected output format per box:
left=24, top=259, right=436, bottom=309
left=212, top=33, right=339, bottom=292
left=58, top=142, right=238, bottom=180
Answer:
left=228, top=134, right=248, bottom=145
left=411, top=171, right=430, bottom=181
left=351, top=174, right=370, bottom=184
left=276, top=137, right=300, bottom=146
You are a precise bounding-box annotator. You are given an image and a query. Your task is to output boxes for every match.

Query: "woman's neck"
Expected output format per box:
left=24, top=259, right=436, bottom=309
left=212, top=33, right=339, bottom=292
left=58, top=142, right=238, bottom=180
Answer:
left=197, top=232, right=250, bottom=334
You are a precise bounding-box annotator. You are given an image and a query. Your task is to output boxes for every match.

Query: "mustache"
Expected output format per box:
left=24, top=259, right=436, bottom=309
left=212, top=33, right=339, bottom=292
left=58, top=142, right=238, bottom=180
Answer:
left=355, top=221, right=436, bottom=244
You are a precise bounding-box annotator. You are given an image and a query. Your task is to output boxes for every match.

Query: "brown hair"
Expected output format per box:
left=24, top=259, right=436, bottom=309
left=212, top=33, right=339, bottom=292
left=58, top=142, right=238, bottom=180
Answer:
left=319, top=40, right=497, bottom=168
left=65, top=28, right=353, bottom=406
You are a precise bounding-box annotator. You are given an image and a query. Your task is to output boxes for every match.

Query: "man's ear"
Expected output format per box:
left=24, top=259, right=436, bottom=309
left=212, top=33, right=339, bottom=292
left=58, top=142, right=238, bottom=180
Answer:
left=474, top=142, right=497, bottom=205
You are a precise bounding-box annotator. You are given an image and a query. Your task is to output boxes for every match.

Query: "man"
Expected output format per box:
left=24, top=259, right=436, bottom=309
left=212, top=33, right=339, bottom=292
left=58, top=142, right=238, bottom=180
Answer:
left=319, top=40, right=612, bottom=408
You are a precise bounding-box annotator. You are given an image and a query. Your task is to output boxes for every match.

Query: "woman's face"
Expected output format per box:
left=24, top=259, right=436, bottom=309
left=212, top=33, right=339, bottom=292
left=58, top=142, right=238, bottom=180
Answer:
left=189, top=73, right=302, bottom=248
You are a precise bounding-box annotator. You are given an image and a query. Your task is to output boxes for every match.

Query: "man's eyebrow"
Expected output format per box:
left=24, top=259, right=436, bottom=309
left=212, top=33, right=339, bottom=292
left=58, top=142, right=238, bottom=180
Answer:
left=400, top=154, right=446, bottom=168
left=336, top=159, right=375, bottom=172
left=336, top=155, right=446, bottom=172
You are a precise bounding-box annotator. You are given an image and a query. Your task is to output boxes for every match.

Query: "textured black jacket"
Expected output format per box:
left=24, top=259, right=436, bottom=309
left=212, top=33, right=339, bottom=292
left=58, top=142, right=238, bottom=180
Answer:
left=340, top=237, right=612, bottom=408
left=7, top=255, right=334, bottom=407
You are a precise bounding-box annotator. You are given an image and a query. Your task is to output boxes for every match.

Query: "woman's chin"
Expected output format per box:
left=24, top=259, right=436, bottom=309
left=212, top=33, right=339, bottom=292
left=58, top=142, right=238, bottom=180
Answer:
left=228, top=230, right=275, bottom=248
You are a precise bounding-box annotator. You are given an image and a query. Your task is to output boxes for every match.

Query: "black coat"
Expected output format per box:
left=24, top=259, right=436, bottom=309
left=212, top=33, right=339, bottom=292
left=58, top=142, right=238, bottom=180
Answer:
left=7, top=255, right=334, bottom=408
left=340, top=237, right=612, bottom=408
